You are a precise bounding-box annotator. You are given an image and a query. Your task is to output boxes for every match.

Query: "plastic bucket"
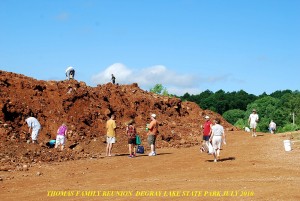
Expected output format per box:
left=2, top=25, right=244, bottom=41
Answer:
left=283, top=140, right=292, bottom=151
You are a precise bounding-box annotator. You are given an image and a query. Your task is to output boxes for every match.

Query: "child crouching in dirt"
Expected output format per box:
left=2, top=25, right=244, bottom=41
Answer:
left=55, top=123, right=68, bottom=151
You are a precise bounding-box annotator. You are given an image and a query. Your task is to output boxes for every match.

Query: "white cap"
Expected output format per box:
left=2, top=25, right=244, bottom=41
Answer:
left=205, top=115, right=210, bottom=119
left=151, top=114, right=156, bottom=118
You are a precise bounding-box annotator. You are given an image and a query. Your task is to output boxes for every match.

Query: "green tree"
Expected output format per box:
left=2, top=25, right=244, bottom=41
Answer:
left=150, top=84, right=169, bottom=96
left=150, top=84, right=163, bottom=94
left=223, top=109, right=245, bottom=125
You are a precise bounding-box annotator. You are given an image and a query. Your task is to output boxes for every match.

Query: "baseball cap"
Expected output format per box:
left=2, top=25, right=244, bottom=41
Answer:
left=151, top=114, right=156, bottom=118
left=252, top=109, right=256, bottom=112
left=205, top=115, right=210, bottom=119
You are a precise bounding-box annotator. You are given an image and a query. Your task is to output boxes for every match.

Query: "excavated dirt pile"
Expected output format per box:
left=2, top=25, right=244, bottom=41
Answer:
left=0, top=70, right=236, bottom=171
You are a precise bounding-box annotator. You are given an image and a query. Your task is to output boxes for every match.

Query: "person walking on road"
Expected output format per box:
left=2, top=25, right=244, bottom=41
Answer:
left=248, top=109, right=259, bottom=137
left=209, top=118, right=226, bottom=162
left=200, top=115, right=212, bottom=153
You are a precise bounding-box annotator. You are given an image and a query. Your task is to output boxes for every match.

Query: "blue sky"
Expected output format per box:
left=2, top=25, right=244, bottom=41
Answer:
left=0, top=0, right=299, bottom=95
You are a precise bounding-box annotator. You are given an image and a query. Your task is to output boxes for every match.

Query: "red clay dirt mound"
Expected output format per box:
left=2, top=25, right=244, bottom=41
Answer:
left=0, top=70, right=236, bottom=171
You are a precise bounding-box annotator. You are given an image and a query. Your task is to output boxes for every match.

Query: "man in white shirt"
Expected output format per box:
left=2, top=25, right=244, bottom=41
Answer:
left=65, top=66, right=75, bottom=80
left=25, top=116, right=41, bottom=143
left=248, top=109, right=259, bottom=137
left=269, top=120, right=276, bottom=134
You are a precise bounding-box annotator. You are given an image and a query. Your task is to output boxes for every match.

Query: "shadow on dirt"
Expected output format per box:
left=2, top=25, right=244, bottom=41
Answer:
left=206, top=157, right=236, bottom=162
left=114, top=152, right=173, bottom=157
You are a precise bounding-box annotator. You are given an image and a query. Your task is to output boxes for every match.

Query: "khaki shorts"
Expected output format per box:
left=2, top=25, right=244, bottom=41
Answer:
left=147, top=135, right=156, bottom=145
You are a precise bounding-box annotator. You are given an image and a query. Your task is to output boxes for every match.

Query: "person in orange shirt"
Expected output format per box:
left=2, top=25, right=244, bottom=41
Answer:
left=147, top=114, right=158, bottom=156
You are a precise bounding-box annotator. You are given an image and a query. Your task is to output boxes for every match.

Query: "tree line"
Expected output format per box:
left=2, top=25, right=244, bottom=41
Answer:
left=180, top=89, right=300, bottom=132
left=150, top=85, right=300, bottom=133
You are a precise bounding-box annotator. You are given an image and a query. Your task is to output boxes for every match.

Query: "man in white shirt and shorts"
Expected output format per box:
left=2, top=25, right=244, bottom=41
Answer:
left=248, top=109, right=259, bottom=137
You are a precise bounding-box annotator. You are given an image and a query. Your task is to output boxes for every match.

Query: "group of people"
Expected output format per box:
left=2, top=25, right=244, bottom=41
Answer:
left=199, top=108, right=277, bottom=162
left=200, top=116, right=226, bottom=162
left=248, top=109, right=277, bottom=136
left=25, top=107, right=277, bottom=161
left=25, top=112, right=158, bottom=156
left=25, top=117, right=67, bottom=150
left=105, top=113, right=158, bottom=157
left=65, top=66, right=117, bottom=85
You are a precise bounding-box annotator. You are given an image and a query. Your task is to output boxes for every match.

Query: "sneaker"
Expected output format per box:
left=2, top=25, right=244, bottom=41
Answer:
left=128, top=155, right=133, bottom=158
left=214, top=159, right=217, bottom=162
left=148, top=152, right=156, bottom=156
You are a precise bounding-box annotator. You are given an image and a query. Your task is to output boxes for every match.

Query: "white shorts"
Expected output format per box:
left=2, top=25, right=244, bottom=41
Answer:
left=56, top=135, right=66, bottom=146
left=212, top=136, right=222, bottom=150
left=31, top=129, right=40, bottom=141
left=106, top=137, right=116, bottom=144
left=250, top=122, right=257, bottom=129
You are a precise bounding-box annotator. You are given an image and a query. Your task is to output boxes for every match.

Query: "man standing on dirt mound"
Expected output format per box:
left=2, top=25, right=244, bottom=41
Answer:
left=65, top=66, right=75, bottom=80
left=147, top=114, right=158, bottom=156
left=248, top=109, right=259, bottom=137
left=25, top=116, right=41, bottom=144
left=106, top=114, right=117, bottom=157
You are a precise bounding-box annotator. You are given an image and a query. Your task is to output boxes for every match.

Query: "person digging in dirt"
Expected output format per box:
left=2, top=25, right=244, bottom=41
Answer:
left=147, top=114, right=158, bottom=156
left=126, top=119, right=137, bottom=158
left=25, top=116, right=41, bottom=144
left=200, top=115, right=212, bottom=153
left=106, top=114, right=117, bottom=156
left=65, top=66, right=75, bottom=80
left=209, top=118, right=226, bottom=162
left=55, top=123, right=68, bottom=151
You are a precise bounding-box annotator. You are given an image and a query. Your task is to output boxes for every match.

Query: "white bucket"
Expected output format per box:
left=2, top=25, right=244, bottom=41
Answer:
left=283, top=140, right=292, bottom=151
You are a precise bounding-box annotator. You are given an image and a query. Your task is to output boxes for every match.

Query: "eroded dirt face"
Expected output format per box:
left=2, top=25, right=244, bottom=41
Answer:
left=0, top=70, right=235, bottom=170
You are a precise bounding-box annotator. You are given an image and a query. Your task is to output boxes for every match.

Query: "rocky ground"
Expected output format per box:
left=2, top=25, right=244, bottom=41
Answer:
left=0, top=70, right=235, bottom=171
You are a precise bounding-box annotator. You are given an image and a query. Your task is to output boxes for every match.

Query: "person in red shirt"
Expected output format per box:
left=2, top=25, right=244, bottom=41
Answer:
left=200, top=115, right=212, bottom=153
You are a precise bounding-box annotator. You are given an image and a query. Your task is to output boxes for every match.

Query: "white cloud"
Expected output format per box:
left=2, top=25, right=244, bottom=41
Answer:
left=91, top=63, right=132, bottom=84
left=91, top=63, right=243, bottom=96
left=91, top=63, right=199, bottom=94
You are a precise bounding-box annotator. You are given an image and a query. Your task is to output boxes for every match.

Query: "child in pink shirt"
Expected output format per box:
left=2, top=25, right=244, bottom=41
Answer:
left=55, top=123, right=68, bottom=150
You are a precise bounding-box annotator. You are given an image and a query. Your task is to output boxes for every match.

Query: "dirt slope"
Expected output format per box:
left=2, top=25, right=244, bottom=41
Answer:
left=0, top=70, right=235, bottom=170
